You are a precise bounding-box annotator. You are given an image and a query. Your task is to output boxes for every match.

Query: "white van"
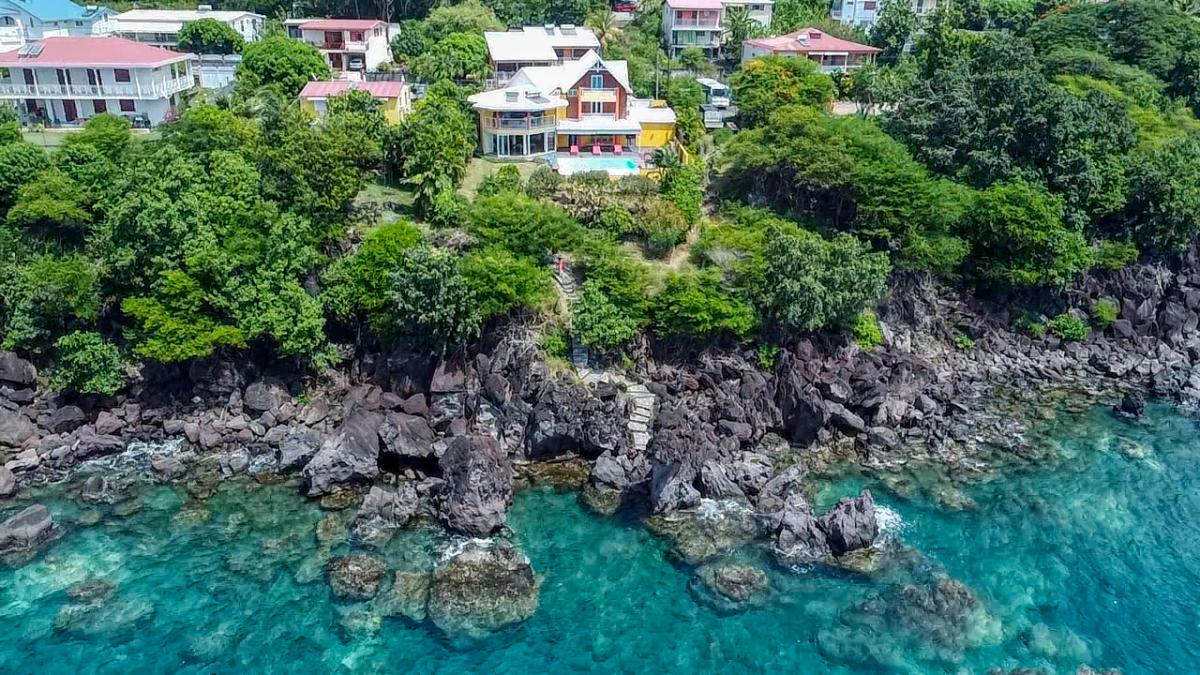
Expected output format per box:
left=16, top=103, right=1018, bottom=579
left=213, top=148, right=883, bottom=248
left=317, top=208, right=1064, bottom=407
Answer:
left=696, top=77, right=731, bottom=108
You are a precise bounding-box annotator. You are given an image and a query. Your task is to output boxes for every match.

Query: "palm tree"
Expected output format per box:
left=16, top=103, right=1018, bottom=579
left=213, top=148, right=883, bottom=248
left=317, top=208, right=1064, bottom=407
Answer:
left=586, top=9, right=622, bottom=53
left=723, top=5, right=755, bottom=53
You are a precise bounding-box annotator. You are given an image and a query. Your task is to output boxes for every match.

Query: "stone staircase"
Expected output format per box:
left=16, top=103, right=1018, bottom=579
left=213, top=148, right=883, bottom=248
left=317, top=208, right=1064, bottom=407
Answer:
left=552, top=258, right=657, bottom=453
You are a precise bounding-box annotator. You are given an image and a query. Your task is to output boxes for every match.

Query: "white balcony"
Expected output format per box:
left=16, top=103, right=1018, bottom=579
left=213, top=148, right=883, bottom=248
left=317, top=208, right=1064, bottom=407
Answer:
left=483, top=115, right=557, bottom=132
left=0, top=75, right=193, bottom=100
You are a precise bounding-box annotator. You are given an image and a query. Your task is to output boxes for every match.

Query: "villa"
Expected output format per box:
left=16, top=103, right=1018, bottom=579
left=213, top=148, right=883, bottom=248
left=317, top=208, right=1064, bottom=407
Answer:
left=484, top=24, right=600, bottom=78
left=831, top=0, right=935, bottom=31
left=468, top=50, right=676, bottom=176
left=0, top=35, right=193, bottom=126
left=0, top=0, right=115, bottom=51
left=662, top=0, right=773, bottom=58
left=299, top=79, right=411, bottom=124
left=742, top=27, right=879, bottom=71
left=112, top=6, right=265, bottom=50
left=291, top=18, right=391, bottom=76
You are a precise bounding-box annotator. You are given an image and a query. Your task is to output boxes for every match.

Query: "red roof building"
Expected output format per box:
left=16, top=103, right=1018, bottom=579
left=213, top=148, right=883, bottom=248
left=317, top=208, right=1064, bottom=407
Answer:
left=0, top=36, right=190, bottom=68
left=297, top=18, right=386, bottom=31
left=742, top=27, right=880, bottom=72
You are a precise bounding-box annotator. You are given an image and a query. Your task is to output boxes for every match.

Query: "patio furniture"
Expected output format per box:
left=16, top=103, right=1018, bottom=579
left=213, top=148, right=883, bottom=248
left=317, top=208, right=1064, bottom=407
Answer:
left=614, top=144, right=623, bottom=155
left=592, top=144, right=601, bottom=155
left=570, top=144, right=579, bottom=155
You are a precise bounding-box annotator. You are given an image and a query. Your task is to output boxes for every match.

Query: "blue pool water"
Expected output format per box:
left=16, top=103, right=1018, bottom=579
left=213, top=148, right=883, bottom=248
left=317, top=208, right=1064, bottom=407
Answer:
left=555, top=156, right=640, bottom=176
left=2, top=404, right=1199, bottom=673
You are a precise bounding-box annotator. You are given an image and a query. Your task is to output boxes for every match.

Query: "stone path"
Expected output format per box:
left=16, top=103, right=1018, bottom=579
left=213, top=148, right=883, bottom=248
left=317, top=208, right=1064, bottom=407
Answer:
left=552, top=258, right=657, bottom=453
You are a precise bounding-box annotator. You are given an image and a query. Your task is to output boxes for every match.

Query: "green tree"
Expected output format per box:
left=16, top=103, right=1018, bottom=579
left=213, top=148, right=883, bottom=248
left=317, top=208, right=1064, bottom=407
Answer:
left=322, top=220, right=423, bottom=330
left=1, top=253, right=100, bottom=351
left=660, top=159, right=704, bottom=225
left=61, top=113, right=133, bottom=161
left=572, top=280, right=642, bottom=348
left=387, top=83, right=475, bottom=217
left=722, top=6, right=757, bottom=66
left=413, top=32, right=490, bottom=81
left=178, top=17, right=245, bottom=54
left=477, top=164, right=524, bottom=197
left=678, top=46, right=712, bottom=76
left=6, top=168, right=91, bottom=246
left=754, top=223, right=891, bottom=331
left=870, top=0, right=918, bottom=64
left=460, top=246, right=551, bottom=319
left=50, top=331, right=125, bottom=396
left=960, top=180, right=1092, bottom=288
left=389, top=245, right=482, bottom=353
left=731, top=56, right=835, bottom=127
left=651, top=269, right=757, bottom=339
left=586, top=8, right=622, bottom=50
left=0, top=141, right=48, bottom=212
left=640, top=199, right=689, bottom=258
left=236, top=36, right=330, bottom=96
left=424, top=0, right=503, bottom=41
left=1120, top=135, right=1200, bottom=251
left=391, top=20, right=430, bottom=64
left=121, top=270, right=247, bottom=363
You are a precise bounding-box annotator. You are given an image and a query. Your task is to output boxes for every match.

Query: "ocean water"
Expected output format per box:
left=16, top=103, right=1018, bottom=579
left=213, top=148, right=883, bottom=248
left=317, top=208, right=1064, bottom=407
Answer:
left=2, top=404, right=1199, bottom=674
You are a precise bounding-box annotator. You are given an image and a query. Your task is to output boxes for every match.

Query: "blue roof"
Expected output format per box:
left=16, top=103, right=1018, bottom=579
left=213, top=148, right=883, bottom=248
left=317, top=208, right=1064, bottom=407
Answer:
left=0, top=0, right=113, bottom=21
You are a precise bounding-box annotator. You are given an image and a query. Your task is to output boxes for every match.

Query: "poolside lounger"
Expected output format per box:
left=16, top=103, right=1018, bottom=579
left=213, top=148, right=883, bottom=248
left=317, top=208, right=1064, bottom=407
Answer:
left=570, top=144, right=579, bottom=155
left=614, top=144, right=623, bottom=155
left=592, top=144, right=601, bottom=155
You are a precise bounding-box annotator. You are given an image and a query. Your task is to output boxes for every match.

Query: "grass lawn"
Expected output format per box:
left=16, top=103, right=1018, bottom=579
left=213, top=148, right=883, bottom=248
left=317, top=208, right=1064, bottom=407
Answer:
left=354, top=181, right=417, bottom=224
left=459, top=158, right=544, bottom=198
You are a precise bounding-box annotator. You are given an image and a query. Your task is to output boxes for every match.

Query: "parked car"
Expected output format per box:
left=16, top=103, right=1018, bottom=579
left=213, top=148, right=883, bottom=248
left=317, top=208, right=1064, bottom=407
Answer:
left=613, top=0, right=638, bottom=11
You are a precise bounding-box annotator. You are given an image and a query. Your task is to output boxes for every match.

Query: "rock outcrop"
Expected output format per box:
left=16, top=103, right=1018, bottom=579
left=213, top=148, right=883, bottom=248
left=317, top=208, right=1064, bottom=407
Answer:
left=301, top=410, right=383, bottom=496
left=436, top=436, right=512, bottom=536
left=327, top=554, right=388, bottom=600
left=427, top=540, right=539, bottom=638
left=0, top=504, right=59, bottom=565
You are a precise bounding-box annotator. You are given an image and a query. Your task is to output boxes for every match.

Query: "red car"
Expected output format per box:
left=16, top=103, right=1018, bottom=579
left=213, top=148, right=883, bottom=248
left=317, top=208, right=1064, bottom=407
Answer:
left=613, top=1, right=638, bottom=11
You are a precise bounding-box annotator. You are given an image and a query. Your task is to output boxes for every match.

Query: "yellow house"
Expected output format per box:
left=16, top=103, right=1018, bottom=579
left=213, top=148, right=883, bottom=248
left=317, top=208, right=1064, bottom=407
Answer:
left=298, top=80, right=412, bottom=124
left=467, top=50, right=677, bottom=176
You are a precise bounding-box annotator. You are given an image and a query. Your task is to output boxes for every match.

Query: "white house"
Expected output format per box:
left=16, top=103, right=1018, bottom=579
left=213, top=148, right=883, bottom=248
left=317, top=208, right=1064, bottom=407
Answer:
left=0, top=36, right=193, bottom=126
left=0, top=0, right=115, bottom=51
left=293, top=18, right=391, bottom=76
left=113, top=6, right=265, bottom=50
left=661, top=0, right=773, bottom=58
left=484, top=25, right=600, bottom=77
left=831, top=0, right=934, bottom=31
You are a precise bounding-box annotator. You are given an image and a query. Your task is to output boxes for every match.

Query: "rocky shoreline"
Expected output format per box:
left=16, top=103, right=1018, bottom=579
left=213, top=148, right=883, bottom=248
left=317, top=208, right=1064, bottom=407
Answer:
left=3, top=250, right=1200, bottom=652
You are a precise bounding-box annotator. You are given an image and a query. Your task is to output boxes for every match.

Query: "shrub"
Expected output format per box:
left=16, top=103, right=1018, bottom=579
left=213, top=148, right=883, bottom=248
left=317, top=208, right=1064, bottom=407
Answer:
left=1012, top=311, right=1046, bottom=338
left=540, top=327, right=569, bottom=360
left=1048, top=312, right=1088, bottom=341
left=322, top=220, right=423, bottom=328
left=650, top=270, right=757, bottom=339
left=49, top=331, right=125, bottom=395
left=468, top=193, right=584, bottom=258
left=851, top=309, right=883, bottom=349
left=595, top=206, right=637, bottom=237
left=640, top=200, right=689, bottom=258
left=953, top=334, right=975, bottom=349
left=429, top=189, right=469, bottom=228
left=1090, top=297, right=1119, bottom=328
left=1092, top=239, right=1139, bottom=271
left=756, top=343, right=779, bottom=369
left=572, top=281, right=642, bottom=349
left=460, top=247, right=551, bottom=319
left=660, top=160, right=704, bottom=225
left=524, top=166, right=562, bottom=198
left=389, top=245, right=482, bottom=353
left=477, top=164, right=523, bottom=197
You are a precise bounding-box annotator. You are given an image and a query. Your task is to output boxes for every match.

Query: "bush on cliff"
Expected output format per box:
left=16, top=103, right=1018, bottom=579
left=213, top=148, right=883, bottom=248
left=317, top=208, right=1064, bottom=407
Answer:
left=49, top=331, right=125, bottom=396
left=650, top=270, right=757, bottom=340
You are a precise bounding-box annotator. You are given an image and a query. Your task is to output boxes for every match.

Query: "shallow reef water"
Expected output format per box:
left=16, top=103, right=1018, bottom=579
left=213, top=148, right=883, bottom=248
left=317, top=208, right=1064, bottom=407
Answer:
left=2, top=403, right=1199, bottom=674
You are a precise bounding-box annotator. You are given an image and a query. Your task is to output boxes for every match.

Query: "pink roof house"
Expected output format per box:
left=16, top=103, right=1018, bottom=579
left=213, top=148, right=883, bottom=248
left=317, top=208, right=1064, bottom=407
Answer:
left=0, top=36, right=193, bottom=127
left=742, top=27, right=880, bottom=72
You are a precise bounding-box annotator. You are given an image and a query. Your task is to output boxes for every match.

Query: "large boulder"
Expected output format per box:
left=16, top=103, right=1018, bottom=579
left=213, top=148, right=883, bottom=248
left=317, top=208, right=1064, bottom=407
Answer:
left=649, top=460, right=701, bottom=513
left=351, top=483, right=420, bottom=547
left=327, top=554, right=388, bottom=600
left=645, top=500, right=760, bottom=565
left=436, top=436, right=512, bottom=536
left=243, top=380, right=284, bottom=413
left=277, top=427, right=322, bottom=471
left=779, top=380, right=828, bottom=445
left=819, top=489, right=878, bottom=556
left=0, top=351, right=36, bottom=386
left=0, top=465, right=15, bottom=497
left=427, top=540, right=539, bottom=638
left=689, top=561, right=771, bottom=613
left=1112, top=390, right=1145, bottom=420
left=0, top=409, right=36, bottom=448
left=301, top=410, right=383, bottom=496
left=525, top=378, right=627, bottom=459
left=46, top=405, right=87, bottom=434
left=772, top=494, right=831, bottom=566
left=378, top=412, right=436, bottom=461
left=0, top=504, right=59, bottom=566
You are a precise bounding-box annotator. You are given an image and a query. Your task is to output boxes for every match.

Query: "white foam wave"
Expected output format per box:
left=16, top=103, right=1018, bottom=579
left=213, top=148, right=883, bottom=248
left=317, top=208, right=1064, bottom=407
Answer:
left=875, top=504, right=906, bottom=543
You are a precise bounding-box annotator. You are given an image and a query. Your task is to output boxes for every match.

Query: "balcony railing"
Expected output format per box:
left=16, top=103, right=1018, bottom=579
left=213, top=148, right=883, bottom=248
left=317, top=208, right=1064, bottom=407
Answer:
left=483, top=116, right=556, bottom=131
left=0, top=76, right=192, bottom=99
left=311, top=39, right=368, bottom=51
left=672, top=18, right=721, bottom=28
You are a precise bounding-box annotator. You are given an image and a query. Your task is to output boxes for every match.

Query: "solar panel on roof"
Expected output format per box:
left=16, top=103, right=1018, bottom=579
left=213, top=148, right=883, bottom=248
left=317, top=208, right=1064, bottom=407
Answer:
left=18, top=42, right=44, bottom=57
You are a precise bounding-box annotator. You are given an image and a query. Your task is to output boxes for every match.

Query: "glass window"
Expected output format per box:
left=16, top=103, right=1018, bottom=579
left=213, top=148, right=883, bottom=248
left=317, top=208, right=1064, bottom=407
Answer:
left=590, top=74, right=604, bottom=89
left=350, top=31, right=364, bottom=41
left=114, top=69, right=131, bottom=82
left=119, top=99, right=135, bottom=112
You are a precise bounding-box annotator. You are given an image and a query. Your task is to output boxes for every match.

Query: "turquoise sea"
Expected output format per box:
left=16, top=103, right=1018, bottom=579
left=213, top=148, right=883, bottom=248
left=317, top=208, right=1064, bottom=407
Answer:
left=2, top=403, right=1198, bottom=674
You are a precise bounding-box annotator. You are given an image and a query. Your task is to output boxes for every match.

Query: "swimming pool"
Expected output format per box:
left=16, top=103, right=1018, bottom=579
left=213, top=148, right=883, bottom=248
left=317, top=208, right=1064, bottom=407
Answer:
left=555, top=155, right=640, bottom=176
